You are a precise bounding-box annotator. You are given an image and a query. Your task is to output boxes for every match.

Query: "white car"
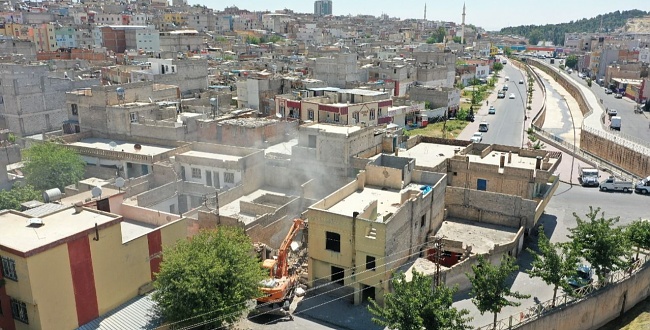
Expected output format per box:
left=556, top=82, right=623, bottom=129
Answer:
left=470, top=132, right=483, bottom=143
left=606, top=108, right=618, bottom=116
left=509, top=93, right=516, bottom=99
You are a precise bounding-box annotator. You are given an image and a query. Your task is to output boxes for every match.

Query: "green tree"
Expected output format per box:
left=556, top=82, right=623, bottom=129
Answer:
left=568, top=207, right=631, bottom=283
left=246, top=36, right=260, bottom=44
left=467, top=255, right=530, bottom=328
left=23, top=142, right=85, bottom=191
left=369, top=271, right=472, bottom=330
left=492, top=62, right=504, bottom=75
left=528, top=30, right=543, bottom=45
left=625, top=219, right=650, bottom=259
left=527, top=227, right=579, bottom=306
left=503, top=47, right=513, bottom=57
left=565, top=55, right=578, bottom=69
left=0, top=183, right=41, bottom=211
left=152, top=227, right=266, bottom=329
left=452, top=36, right=462, bottom=44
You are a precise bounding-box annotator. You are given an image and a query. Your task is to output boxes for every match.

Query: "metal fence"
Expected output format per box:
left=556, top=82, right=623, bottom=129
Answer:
left=475, top=255, right=649, bottom=330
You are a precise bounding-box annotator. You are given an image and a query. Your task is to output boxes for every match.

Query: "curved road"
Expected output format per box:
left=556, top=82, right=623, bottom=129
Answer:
left=476, top=63, right=528, bottom=147
left=541, top=59, right=650, bottom=143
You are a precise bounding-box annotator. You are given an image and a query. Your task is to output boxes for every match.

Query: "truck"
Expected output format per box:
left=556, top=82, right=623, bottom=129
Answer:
left=578, top=166, right=599, bottom=187
left=610, top=116, right=621, bottom=130
left=599, top=176, right=633, bottom=193
left=256, top=218, right=305, bottom=314
left=635, top=176, right=650, bottom=194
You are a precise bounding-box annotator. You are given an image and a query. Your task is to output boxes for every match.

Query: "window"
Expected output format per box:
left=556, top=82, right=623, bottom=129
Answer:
left=71, top=104, right=78, bottom=115
left=1, top=256, right=17, bottom=281
left=420, top=214, right=426, bottom=227
left=10, top=298, right=28, bottom=324
left=129, top=112, right=138, bottom=123
left=169, top=204, right=175, bottom=214
left=334, top=113, right=340, bottom=122
left=191, top=168, right=201, bottom=179
left=325, top=231, right=340, bottom=252
left=308, top=109, right=314, bottom=120
left=366, top=255, right=376, bottom=271
left=370, top=109, right=375, bottom=120
left=352, top=112, right=359, bottom=123
left=331, top=266, right=344, bottom=285
left=224, top=172, right=235, bottom=184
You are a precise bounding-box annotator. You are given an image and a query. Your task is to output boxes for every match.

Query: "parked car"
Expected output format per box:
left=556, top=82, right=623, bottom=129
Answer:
left=635, top=176, right=650, bottom=194
left=478, top=121, right=489, bottom=132
left=488, top=105, right=496, bottom=114
left=509, top=93, right=516, bottom=99
left=606, top=108, right=618, bottom=116
left=599, top=176, right=633, bottom=192
left=578, top=166, right=599, bottom=187
left=604, top=88, right=613, bottom=94
left=568, top=265, right=594, bottom=289
left=470, top=132, right=483, bottom=143
left=614, top=93, right=623, bottom=99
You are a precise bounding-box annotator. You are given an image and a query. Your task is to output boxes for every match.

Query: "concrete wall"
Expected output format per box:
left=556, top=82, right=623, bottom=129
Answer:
left=580, top=129, right=650, bottom=178
left=519, top=263, right=650, bottom=330
left=445, top=187, right=537, bottom=229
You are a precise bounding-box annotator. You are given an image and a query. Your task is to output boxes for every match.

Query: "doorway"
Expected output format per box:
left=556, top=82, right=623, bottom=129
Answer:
left=331, top=266, right=344, bottom=285
left=361, top=284, right=375, bottom=302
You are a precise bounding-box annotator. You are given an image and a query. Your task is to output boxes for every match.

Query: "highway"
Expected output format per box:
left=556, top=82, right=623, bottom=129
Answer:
left=474, top=63, right=528, bottom=147
left=540, top=59, right=650, bottom=144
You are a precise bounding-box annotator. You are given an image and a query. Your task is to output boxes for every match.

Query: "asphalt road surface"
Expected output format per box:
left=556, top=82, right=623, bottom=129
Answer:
left=477, top=63, right=527, bottom=147
left=539, top=58, right=650, bottom=143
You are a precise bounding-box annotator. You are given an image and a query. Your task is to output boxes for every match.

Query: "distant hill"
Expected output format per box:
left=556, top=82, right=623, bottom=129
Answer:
left=499, top=10, right=650, bottom=46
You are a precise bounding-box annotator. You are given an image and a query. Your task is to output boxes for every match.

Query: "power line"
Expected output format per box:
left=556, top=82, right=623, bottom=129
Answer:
left=189, top=245, right=437, bottom=330
left=167, top=240, right=434, bottom=330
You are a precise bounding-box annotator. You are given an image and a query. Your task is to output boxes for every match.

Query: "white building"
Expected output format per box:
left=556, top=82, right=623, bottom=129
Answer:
left=640, top=47, right=650, bottom=63
left=125, top=26, right=160, bottom=52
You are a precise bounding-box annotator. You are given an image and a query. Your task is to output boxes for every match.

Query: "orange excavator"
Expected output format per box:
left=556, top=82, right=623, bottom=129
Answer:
left=256, top=218, right=305, bottom=313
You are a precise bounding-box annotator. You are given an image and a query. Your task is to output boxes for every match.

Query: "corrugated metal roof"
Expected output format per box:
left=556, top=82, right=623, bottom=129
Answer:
left=77, top=294, right=161, bottom=330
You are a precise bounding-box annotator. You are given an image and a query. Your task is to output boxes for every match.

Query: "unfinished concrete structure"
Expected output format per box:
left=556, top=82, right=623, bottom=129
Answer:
left=306, top=156, right=447, bottom=305
left=310, top=53, right=366, bottom=88
left=0, top=63, right=98, bottom=136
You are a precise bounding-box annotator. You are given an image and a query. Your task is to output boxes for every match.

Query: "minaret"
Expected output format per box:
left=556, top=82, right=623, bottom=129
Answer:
left=424, top=3, right=427, bottom=20
left=461, top=2, right=466, bottom=44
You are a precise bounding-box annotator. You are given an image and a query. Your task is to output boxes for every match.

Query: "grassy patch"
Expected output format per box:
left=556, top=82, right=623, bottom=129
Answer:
left=404, top=119, right=469, bottom=138
left=598, top=296, right=650, bottom=330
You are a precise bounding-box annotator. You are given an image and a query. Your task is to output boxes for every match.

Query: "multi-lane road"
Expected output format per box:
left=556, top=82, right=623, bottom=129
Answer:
left=473, top=63, right=528, bottom=147
left=538, top=58, right=650, bottom=143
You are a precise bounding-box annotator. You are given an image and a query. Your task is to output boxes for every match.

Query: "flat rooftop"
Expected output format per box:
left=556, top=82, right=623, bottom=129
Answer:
left=307, top=124, right=363, bottom=135
left=467, top=151, right=558, bottom=170
left=70, top=138, right=173, bottom=156
left=265, top=138, right=297, bottom=156
left=398, top=143, right=461, bottom=169
left=179, top=150, right=242, bottom=162
left=0, top=207, right=120, bottom=254
left=219, top=186, right=296, bottom=225
left=436, top=218, right=519, bottom=254
left=121, top=219, right=158, bottom=243
left=327, top=183, right=424, bottom=221
left=59, top=187, right=122, bottom=206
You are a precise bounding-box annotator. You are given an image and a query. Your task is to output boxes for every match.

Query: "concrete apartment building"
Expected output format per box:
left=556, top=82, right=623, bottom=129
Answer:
left=408, top=85, right=461, bottom=118
left=0, top=194, right=187, bottom=330
left=124, top=26, right=160, bottom=53
left=274, top=87, right=393, bottom=125
left=366, top=60, right=415, bottom=97
left=306, top=155, right=446, bottom=305
left=311, top=53, right=366, bottom=88
left=159, top=30, right=205, bottom=53
left=314, top=0, right=333, bottom=16
left=0, top=63, right=99, bottom=136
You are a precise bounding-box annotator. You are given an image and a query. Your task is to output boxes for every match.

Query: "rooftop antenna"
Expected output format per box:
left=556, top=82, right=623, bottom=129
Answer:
left=91, top=186, right=103, bottom=200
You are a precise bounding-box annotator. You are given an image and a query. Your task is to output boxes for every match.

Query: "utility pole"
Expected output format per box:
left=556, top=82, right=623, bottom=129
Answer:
left=431, top=236, right=444, bottom=287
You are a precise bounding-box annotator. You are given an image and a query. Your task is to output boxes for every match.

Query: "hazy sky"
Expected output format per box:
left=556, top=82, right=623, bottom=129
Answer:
left=189, top=0, right=648, bottom=31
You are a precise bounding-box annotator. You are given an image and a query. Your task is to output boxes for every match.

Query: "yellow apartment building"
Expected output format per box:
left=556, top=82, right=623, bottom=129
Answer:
left=0, top=193, right=187, bottom=330
left=306, top=155, right=446, bottom=305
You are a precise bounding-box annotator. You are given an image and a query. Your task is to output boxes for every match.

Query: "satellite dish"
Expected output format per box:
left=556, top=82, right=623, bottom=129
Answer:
left=115, top=177, right=126, bottom=188
left=276, top=112, right=283, bottom=119
left=109, top=141, right=118, bottom=150
left=134, top=144, right=142, bottom=151
left=116, top=87, right=125, bottom=100
left=91, top=186, right=103, bottom=198
left=210, top=97, right=217, bottom=106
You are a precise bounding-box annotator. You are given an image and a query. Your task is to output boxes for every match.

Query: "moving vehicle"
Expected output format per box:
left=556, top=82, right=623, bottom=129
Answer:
left=505, top=76, right=510, bottom=81
left=502, top=85, right=509, bottom=91
left=488, top=105, right=496, bottom=114
left=635, top=176, right=650, bottom=194
left=501, top=59, right=507, bottom=65
left=478, top=121, right=489, bottom=132
left=604, top=88, right=613, bottom=94
left=606, top=108, right=618, bottom=116
left=610, top=116, right=621, bottom=130
left=257, top=218, right=305, bottom=313
left=599, top=176, right=633, bottom=192
left=509, top=93, right=516, bottom=99
left=614, top=93, right=623, bottom=99
left=568, top=265, right=594, bottom=289
left=578, top=166, right=599, bottom=187
left=470, top=132, right=483, bottom=143
left=519, top=79, right=524, bottom=84
left=497, top=91, right=506, bottom=98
